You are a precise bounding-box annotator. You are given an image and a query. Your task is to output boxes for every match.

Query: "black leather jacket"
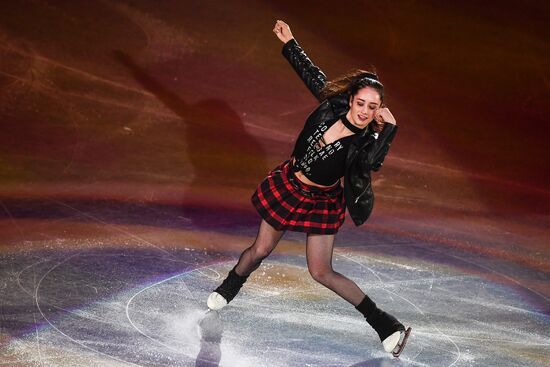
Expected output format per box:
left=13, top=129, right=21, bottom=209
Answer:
left=282, top=39, right=398, bottom=226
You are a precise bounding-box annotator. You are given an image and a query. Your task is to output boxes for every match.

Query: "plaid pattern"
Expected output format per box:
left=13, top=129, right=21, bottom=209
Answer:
left=251, top=160, right=346, bottom=234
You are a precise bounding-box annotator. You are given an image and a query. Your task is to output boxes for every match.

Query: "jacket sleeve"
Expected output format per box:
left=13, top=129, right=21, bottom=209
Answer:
left=282, top=38, right=327, bottom=102
left=363, top=124, right=398, bottom=172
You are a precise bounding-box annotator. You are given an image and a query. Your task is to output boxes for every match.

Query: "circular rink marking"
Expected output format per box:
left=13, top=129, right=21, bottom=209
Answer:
left=4, top=245, right=550, bottom=367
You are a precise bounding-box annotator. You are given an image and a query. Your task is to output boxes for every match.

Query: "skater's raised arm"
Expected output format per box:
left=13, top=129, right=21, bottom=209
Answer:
left=273, top=20, right=327, bottom=101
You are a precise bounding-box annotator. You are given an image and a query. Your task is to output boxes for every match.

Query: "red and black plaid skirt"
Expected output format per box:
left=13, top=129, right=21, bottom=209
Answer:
left=251, top=159, right=346, bottom=234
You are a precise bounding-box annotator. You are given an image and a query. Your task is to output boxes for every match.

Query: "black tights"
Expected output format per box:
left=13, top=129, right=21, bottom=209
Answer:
left=234, top=220, right=284, bottom=277
left=234, top=245, right=270, bottom=276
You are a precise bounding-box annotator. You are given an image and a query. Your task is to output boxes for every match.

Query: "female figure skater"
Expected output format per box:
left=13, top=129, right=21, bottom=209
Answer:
left=207, top=20, right=411, bottom=357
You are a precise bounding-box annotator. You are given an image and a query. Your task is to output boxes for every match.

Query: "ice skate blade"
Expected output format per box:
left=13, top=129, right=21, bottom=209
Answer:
left=382, top=331, right=401, bottom=352
left=207, top=292, right=228, bottom=310
left=391, top=327, right=412, bottom=358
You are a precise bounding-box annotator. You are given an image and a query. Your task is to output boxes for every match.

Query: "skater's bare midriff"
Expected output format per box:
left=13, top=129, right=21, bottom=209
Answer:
left=291, top=157, right=341, bottom=188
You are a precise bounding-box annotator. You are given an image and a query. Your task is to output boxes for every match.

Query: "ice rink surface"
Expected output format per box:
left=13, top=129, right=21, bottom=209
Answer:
left=1, top=205, right=548, bottom=366
left=0, top=1, right=549, bottom=366
left=1, top=229, right=548, bottom=366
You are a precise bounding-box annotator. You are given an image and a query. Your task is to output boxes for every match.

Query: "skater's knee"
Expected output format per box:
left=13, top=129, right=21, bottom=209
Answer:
left=249, top=245, right=273, bottom=263
left=308, top=266, right=333, bottom=285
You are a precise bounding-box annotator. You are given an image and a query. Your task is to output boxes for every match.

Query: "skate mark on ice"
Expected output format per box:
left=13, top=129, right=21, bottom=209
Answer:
left=45, top=197, right=173, bottom=257
left=337, top=252, right=462, bottom=367
left=337, top=252, right=434, bottom=363
left=124, top=262, right=222, bottom=357
left=30, top=253, right=46, bottom=367
left=428, top=263, right=436, bottom=296
left=384, top=284, right=461, bottom=367
left=34, top=253, right=146, bottom=367
left=196, top=267, right=222, bottom=281
left=419, top=245, right=550, bottom=303
left=31, top=312, right=45, bottom=367
left=429, top=333, right=550, bottom=346
left=125, top=272, right=196, bottom=354
left=421, top=277, right=549, bottom=318
left=20, top=253, right=163, bottom=323
left=335, top=252, right=396, bottom=303
left=16, top=258, right=51, bottom=298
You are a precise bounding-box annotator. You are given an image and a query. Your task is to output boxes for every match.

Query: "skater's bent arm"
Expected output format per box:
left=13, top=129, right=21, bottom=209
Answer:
left=273, top=20, right=327, bottom=101
left=363, top=123, right=398, bottom=172
left=363, top=108, right=398, bottom=172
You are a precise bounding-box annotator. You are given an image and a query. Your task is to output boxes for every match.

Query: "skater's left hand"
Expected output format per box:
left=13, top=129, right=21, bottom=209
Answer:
left=273, top=20, right=294, bottom=44
left=374, top=107, right=397, bottom=125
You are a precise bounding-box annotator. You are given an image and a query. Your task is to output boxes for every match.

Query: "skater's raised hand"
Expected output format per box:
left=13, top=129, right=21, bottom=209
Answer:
left=374, top=107, right=397, bottom=125
left=273, top=20, right=294, bottom=43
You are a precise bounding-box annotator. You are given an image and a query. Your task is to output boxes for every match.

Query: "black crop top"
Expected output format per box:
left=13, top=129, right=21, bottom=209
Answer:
left=292, top=116, right=363, bottom=186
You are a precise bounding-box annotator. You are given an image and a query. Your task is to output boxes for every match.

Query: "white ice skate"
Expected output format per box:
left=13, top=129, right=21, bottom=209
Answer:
left=207, top=292, right=228, bottom=310
left=382, top=327, right=411, bottom=357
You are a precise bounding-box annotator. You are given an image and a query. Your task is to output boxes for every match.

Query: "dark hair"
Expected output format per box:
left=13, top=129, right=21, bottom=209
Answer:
left=320, top=69, right=385, bottom=132
left=320, top=69, right=384, bottom=101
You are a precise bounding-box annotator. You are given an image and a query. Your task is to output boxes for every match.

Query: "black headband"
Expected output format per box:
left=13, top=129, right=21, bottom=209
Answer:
left=357, top=76, right=383, bottom=88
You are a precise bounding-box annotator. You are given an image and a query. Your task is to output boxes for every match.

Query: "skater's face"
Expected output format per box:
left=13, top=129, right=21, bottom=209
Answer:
left=348, top=87, right=382, bottom=128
